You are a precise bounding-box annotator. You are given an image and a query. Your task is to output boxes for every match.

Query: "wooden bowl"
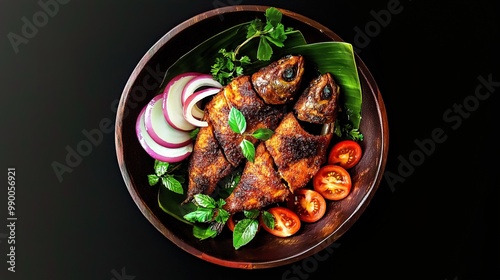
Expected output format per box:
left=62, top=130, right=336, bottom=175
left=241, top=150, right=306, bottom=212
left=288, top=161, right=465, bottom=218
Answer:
left=115, top=5, right=389, bottom=269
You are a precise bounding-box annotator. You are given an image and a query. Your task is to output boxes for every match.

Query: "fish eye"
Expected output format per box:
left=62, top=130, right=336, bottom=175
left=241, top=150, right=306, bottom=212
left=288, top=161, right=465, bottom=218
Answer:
left=282, top=67, right=297, bottom=82
left=321, top=85, right=333, bottom=100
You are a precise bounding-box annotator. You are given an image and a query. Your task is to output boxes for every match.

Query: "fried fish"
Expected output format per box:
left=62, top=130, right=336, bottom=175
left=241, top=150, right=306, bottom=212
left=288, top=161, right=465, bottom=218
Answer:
left=223, top=72, right=340, bottom=213
left=183, top=55, right=306, bottom=204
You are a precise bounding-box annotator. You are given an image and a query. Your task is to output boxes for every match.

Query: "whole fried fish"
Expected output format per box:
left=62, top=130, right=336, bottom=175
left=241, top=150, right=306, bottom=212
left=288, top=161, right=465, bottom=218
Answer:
left=294, top=72, right=340, bottom=124
left=251, top=54, right=305, bottom=105
left=183, top=55, right=305, bottom=204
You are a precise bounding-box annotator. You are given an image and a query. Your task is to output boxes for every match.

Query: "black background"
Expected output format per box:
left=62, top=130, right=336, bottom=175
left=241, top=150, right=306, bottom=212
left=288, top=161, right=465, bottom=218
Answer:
left=1, top=0, right=498, bottom=279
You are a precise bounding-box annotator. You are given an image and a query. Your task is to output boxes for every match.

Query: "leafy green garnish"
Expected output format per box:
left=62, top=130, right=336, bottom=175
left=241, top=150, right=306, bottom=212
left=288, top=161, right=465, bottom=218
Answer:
left=239, top=139, right=256, bottom=163
left=147, top=160, right=184, bottom=194
left=232, top=210, right=273, bottom=250
left=211, top=7, right=295, bottom=85
left=228, top=107, right=247, bottom=134
left=228, top=107, right=274, bottom=163
left=183, top=194, right=229, bottom=222
left=260, top=210, right=275, bottom=230
left=183, top=193, right=231, bottom=240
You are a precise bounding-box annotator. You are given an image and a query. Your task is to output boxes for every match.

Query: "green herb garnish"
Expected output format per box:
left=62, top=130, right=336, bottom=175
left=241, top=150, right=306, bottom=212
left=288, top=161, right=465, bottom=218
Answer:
left=147, top=160, right=184, bottom=194
left=211, top=7, right=295, bottom=85
left=228, top=107, right=274, bottom=163
left=183, top=194, right=230, bottom=240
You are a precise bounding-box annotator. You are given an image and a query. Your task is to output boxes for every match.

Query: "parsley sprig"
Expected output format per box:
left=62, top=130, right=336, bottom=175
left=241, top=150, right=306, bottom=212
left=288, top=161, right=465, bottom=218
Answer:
left=147, top=160, right=185, bottom=194
left=228, top=107, right=273, bottom=162
left=211, top=7, right=294, bottom=85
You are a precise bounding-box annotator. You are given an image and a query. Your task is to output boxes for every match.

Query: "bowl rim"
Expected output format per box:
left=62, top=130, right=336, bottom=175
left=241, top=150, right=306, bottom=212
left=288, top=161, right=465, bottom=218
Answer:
left=115, top=4, right=389, bottom=269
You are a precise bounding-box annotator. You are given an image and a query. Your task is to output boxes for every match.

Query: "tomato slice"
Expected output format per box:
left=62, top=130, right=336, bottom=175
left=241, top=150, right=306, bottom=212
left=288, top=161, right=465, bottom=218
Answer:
left=328, top=140, right=362, bottom=169
left=286, top=188, right=327, bottom=223
left=313, top=165, right=352, bottom=200
left=260, top=207, right=301, bottom=237
left=227, top=213, right=237, bottom=232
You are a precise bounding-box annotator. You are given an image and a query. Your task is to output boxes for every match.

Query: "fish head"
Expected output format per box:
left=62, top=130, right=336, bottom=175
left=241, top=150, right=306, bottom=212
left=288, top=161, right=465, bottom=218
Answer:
left=251, top=55, right=305, bottom=105
left=293, top=72, right=340, bottom=124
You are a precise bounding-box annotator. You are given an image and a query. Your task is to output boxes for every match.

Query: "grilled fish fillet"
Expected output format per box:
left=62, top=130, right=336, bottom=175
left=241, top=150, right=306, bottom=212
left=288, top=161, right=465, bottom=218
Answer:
left=222, top=143, right=289, bottom=212
left=264, top=112, right=332, bottom=192
left=183, top=121, right=233, bottom=203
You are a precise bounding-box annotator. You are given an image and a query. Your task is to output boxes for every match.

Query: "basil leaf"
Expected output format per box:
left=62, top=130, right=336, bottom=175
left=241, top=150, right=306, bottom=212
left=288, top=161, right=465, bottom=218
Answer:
left=261, top=210, right=275, bottom=229
left=147, top=174, right=159, bottom=186
left=193, top=193, right=216, bottom=208
left=233, top=219, right=259, bottom=250
left=192, top=224, right=218, bottom=240
left=243, top=209, right=260, bottom=219
left=161, top=176, right=183, bottom=194
left=240, top=139, right=255, bottom=163
left=214, top=208, right=230, bottom=224
left=189, top=128, right=199, bottom=140
left=228, top=107, right=247, bottom=134
left=154, top=160, right=169, bottom=176
left=214, top=198, right=226, bottom=208
left=252, top=128, right=273, bottom=141
left=183, top=208, right=215, bottom=223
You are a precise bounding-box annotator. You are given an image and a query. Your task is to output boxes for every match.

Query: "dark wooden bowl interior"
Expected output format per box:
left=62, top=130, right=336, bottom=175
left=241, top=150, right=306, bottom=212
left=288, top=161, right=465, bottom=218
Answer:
left=115, top=5, right=389, bottom=269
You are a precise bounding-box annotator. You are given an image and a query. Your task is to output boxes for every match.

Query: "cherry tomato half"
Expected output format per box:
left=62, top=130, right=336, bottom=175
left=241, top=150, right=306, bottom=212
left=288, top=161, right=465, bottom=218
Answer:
left=260, top=207, right=301, bottom=237
left=286, top=188, right=327, bottom=223
left=313, top=165, right=352, bottom=201
left=227, top=214, right=238, bottom=232
left=328, top=140, right=362, bottom=169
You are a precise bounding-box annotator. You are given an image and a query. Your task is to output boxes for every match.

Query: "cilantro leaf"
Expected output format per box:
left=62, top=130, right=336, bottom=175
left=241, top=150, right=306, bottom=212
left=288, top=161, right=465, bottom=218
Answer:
left=265, top=7, right=282, bottom=27
left=257, top=37, right=273, bottom=61
left=211, top=7, right=293, bottom=85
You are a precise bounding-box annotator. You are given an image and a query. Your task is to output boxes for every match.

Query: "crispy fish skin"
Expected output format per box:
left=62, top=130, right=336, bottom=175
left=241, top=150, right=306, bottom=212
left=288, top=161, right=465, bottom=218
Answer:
left=183, top=122, right=233, bottom=203
left=265, top=112, right=332, bottom=192
left=206, top=75, right=285, bottom=167
left=293, top=72, right=340, bottom=124
left=251, top=55, right=305, bottom=105
left=223, top=143, right=289, bottom=213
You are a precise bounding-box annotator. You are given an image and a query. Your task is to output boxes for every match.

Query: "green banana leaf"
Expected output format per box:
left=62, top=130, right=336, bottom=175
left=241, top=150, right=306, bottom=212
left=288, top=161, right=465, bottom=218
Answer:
left=286, top=42, right=363, bottom=131
left=159, top=22, right=362, bottom=134
left=157, top=185, right=196, bottom=225
left=160, top=22, right=308, bottom=90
